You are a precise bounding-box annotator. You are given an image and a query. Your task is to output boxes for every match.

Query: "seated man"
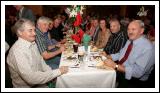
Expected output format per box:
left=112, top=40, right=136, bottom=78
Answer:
left=104, top=19, right=128, bottom=54
left=45, top=18, right=61, bottom=52
left=50, top=15, right=66, bottom=43
left=87, top=17, right=100, bottom=44
left=7, top=18, right=68, bottom=88
left=102, top=20, right=155, bottom=88
left=35, top=16, right=66, bottom=69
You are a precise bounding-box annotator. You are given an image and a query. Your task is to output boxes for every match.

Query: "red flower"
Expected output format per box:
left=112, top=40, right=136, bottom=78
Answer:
left=71, top=29, right=84, bottom=44
left=71, top=34, right=81, bottom=43
left=74, top=12, right=82, bottom=26
left=78, top=29, right=84, bottom=39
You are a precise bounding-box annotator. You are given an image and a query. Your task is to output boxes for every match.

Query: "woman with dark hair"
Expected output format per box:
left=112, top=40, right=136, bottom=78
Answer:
left=95, top=18, right=111, bottom=49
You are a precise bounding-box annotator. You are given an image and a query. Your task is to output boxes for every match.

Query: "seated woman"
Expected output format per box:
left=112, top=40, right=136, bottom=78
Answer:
left=95, top=18, right=111, bottom=49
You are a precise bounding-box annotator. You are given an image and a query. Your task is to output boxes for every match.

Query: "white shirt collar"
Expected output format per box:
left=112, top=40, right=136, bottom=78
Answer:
left=132, top=35, right=145, bottom=45
left=18, top=37, right=36, bottom=48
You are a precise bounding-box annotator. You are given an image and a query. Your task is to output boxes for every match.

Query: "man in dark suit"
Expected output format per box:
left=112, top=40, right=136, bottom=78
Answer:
left=14, top=5, right=35, bottom=22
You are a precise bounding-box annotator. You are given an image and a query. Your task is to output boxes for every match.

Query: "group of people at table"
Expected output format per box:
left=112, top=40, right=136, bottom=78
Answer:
left=6, top=5, right=155, bottom=88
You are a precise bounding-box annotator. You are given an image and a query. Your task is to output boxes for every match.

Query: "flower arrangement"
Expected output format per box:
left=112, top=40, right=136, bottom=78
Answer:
left=65, top=5, right=85, bottom=18
left=65, top=5, right=86, bottom=44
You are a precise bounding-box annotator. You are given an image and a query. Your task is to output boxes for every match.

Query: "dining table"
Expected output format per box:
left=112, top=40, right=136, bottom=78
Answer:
left=55, top=44, right=116, bottom=88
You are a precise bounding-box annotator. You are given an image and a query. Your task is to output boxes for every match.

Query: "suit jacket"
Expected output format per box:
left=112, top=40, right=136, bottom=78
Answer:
left=17, top=7, right=35, bottom=22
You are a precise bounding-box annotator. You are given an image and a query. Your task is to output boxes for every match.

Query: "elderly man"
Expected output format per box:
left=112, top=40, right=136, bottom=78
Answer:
left=35, top=16, right=65, bottom=69
left=104, top=19, right=128, bottom=54
left=7, top=18, right=68, bottom=88
left=103, top=20, right=155, bottom=88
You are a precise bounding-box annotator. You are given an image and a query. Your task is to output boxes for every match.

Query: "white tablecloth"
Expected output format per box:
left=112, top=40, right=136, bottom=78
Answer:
left=56, top=52, right=116, bottom=88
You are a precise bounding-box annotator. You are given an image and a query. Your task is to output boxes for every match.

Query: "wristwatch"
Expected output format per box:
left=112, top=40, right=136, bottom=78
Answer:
left=115, top=64, right=119, bottom=71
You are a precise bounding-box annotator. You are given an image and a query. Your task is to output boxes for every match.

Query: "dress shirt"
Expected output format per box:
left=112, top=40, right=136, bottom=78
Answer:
left=7, top=37, right=61, bottom=87
left=111, top=36, right=154, bottom=81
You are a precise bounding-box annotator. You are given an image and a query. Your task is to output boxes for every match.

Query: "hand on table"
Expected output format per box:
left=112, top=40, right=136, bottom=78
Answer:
left=99, top=51, right=107, bottom=57
left=100, top=51, right=112, bottom=60
left=55, top=43, right=62, bottom=47
left=104, top=59, right=116, bottom=69
left=59, top=66, right=68, bottom=75
left=60, top=39, right=67, bottom=44
left=59, top=45, right=66, bottom=52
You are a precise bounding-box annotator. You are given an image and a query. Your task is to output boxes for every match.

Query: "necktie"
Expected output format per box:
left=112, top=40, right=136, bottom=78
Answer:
left=118, top=41, right=133, bottom=65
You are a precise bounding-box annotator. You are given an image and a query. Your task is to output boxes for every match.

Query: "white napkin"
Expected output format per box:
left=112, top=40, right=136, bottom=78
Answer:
left=101, top=55, right=107, bottom=61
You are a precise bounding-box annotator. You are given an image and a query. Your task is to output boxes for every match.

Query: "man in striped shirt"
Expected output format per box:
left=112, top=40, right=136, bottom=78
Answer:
left=104, top=19, right=128, bottom=54
left=35, top=16, right=66, bottom=69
